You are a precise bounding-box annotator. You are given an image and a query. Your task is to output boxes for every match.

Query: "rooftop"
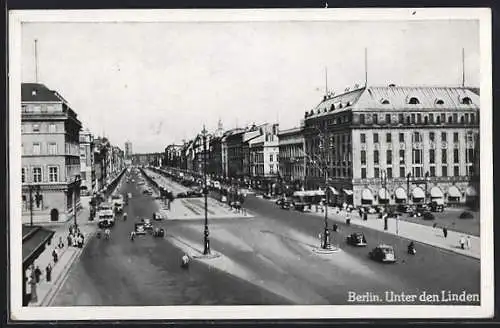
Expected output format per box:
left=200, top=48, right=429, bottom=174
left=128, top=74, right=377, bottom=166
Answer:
left=307, top=85, right=480, bottom=118
left=22, top=83, right=63, bottom=102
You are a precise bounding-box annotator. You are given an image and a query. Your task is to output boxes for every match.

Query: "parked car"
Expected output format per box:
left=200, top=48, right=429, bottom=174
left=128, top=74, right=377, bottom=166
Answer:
left=280, top=201, right=292, bottom=210
left=429, top=201, right=445, bottom=212
left=134, top=222, right=146, bottom=235
left=346, top=233, right=367, bottom=247
left=141, top=218, right=154, bottom=230
left=369, top=244, right=396, bottom=263
left=153, top=212, right=165, bottom=221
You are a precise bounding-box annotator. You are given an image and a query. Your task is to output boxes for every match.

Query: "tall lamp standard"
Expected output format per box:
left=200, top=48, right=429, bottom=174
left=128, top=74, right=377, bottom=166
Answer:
left=201, top=125, right=211, bottom=255
left=73, top=175, right=81, bottom=228
left=316, top=130, right=332, bottom=250
left=28, top=184, right=41, bottom=227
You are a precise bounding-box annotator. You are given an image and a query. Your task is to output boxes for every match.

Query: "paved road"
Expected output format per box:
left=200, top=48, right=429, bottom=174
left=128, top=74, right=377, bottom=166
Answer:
left=53, top=168, right=480, bottom=306
left=51, top=169, right=291, bottom=306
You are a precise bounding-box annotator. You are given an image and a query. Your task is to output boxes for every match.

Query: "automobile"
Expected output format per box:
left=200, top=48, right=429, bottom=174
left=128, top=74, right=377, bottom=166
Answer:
left=409, top=208, right=424, bottom=218
left=141, top=218, right=153, bottom=230
left=262, top=193, right=272, bottom=199
left=280, top=201, right=292, bottom=210
left=369, top=244, right=396, bottom=263
left=134, top=222, right=146, bottom=235
left=429, top=201, right=445, bottom=212
left=397, top=204, right=413, bottom=213
left=176, top=192, right=187, bottom=198
left=114, top=202, right=123, bottom=213
left=275, top=198, right=285, bottom=206
left=153, top=212, right=165, bottom=221
left=367, top=207, right=377, bottom=214
left=143, top=189, right=153, bottom=195
left=422, top=211, right=435, bottom=220
left=346, top=232, right=368, bottom=247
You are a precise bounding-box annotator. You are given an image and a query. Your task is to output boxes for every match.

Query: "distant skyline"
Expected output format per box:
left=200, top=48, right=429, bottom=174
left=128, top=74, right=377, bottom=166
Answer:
left=21, top=19, right=480, bottom=153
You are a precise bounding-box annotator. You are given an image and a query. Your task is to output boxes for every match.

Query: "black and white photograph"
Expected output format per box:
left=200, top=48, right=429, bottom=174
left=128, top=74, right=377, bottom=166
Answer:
left=8, top=8, right=493, bottom=320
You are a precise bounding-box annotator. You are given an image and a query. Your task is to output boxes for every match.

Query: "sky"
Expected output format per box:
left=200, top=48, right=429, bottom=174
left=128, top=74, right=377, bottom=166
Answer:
left=21, top=19, right=480, bottom=153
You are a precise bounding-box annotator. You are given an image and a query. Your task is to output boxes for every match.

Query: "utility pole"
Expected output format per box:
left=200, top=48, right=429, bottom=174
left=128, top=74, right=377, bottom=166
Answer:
left=202, top=125, right=211, bottom=255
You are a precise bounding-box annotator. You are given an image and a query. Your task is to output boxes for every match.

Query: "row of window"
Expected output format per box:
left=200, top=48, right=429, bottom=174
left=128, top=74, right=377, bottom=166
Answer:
left=22, top=104, right=61, bottom=113
left=360, top=165, right=474, bottom=179
left=22, top=166, right=59, bottom=183
left=360, top=131, right=476, bottom=144
left=359, top=112, right=477, bottom=125
left=360, top=148, right=475, bottom=165
left=22, top=142, right=80, bottom=156
left=22, top=122, right=59, bottom=133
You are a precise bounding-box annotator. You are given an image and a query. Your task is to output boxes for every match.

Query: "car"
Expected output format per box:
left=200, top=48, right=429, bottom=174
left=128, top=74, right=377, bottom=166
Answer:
left=134, top=222, right=146, bottom=235
left=153, top=212, right=165, bottom=221
left=143, top=189, right=153, bottom=195
left=176, top=192, right=187, bottom=198
left=141, top=218, right=153, bottom=230
left=369, top=244, right=396, bottom=263
left=280, top=201, right=292, bottom=210
left=346, top=233, right=368, bottom=247
left=276, top=198, right=285, bottom=206
left=429, top=201, right=445, bottom=212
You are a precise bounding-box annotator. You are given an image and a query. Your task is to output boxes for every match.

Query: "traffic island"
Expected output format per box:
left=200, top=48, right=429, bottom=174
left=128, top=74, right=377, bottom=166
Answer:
left=312, top=245, right=342, bottom=254
left=192, top=252, right=222, bottom=260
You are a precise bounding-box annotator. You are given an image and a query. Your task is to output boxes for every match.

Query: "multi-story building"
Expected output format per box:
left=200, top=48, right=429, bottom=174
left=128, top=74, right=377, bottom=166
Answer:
left=303, top=85, right=480, bottom=207
left=278, top=124, right=306, bottom=189
left=124, top=141, right=133, bottom=159
left=164, top=144, right=183, bottom=169
left=208, top=120, right=225, bottom=179
left=79, top=129, right=95, bottom=195
left=248, top=123, right=280, bottom=191
left=224, top=128, right=246, bottom=179
left=21, top=83, right=82, bottom=222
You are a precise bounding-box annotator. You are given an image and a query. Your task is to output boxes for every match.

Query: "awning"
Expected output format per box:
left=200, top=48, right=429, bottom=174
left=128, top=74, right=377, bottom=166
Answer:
left=466, top=186, right=478, bottom=197
left=378, top=188, right=389, bottom=200
left=22, top=226, right=55, bottom=269
left=448, top=186, right=461, bottom=198
left=362, top=188, right=374, bottom=200
left=329, top=186, right=339, bottom=195
left=343, top=189, right=353, bottom=196
left=394, top=188, right=407, bottom=199
left=412, top=187, right=425, bottom=199
left=430, top=187, right=444, bottom=198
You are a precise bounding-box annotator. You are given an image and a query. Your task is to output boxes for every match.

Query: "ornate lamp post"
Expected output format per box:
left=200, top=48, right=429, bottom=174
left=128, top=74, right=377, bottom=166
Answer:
left=73, top=175, right=81, bottom=228
left=28, top=184, right=41, bottom=227
left=201, top=125, right=211, bottom=255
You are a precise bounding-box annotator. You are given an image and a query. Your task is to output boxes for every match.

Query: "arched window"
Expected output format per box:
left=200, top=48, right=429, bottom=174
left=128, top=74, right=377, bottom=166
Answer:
left=409, top=97, right=420, bottom=105
left=381, top=99, right=390, bottom=104
left=435, top=99, right=444, bottom=105
left=462, top=97, right=473, bottom=105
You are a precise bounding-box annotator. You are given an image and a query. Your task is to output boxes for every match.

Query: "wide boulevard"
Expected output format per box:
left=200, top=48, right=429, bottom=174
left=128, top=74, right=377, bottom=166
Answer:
left=52, top=168, right=480, bottom=306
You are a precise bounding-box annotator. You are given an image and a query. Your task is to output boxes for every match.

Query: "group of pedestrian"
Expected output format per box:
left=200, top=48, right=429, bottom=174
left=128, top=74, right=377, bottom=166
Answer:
left=459, top=235, right=472, bottom=250
left=67, top=225, right=85, bottom=248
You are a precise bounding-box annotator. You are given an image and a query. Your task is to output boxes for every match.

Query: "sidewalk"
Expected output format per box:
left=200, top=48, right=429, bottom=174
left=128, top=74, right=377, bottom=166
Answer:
left=144, top=169, right=252, bottom=220
left=26, top=200, right=98, bottom=306
left=312, top=206, right=480, bottom=259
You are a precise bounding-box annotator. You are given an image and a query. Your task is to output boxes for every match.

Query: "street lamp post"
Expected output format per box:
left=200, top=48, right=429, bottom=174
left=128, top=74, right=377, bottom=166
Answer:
left=424, top=171, right=430, bottom=204
left=406, top=173, right=412, bottom=204
left=201, top=125, right=211, bottom=255
left=28, top=185, right=41, bottom=227
left=73, top=176, right=81, bottom=228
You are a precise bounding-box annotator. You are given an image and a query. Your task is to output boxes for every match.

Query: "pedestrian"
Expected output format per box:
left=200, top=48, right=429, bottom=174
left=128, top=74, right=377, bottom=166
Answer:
left=433, top=222, right=437, bottom=229
left=52, top=249, right=58, bottom=263
left=466, top=236, right=471, bottom=250
left=363, top=212, right=368, bottom=221
left=80, top=233, right=85, bottom=245
left=443, top=227, right=448, bottom=238
left=58, top=237, right=64, bottom=249
left=459, top=236, right=465, bottom=250
left=45, top=264, right=52, bottom=282
left=34, top=265, right=42, bottom=283
left=67, top=234, right=71, bottom=247
left=333, top=223, right=338, bottom=232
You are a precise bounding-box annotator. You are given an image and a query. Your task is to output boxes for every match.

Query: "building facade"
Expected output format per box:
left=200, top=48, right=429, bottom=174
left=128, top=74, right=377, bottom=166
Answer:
left=248, top=123, right=280, bottom=189
left=79, top=129, right=95, bottom=195
left=124, top=141, right=133, bottom=159
left=21, top=83, right=82, bottom=222
left=304, top=85, right=480, bottom=207
left=278, top=125, right=306, bottom=188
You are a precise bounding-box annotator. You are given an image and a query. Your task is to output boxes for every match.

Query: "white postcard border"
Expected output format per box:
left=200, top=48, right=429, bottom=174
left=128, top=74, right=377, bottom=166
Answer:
left=8, top=8, right=494, bottom=321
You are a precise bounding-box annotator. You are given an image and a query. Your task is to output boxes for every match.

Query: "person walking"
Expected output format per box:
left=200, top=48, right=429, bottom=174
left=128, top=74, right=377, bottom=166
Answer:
left=58, top=237, right=64, bottom=249
left=443, top=227, right=448, bottom=238
left=52, top=249, right=58, bottom=263
left=45, top=264, right=52, bottom=282
left=67, top=234, right=72, bottom=248
left=34, top=265, right=42, bottom=283
left=459, top=236, right=466, bottom=250
left=363, top=211, right=368, bottom=221
left=466, top=235, right=472, bottom=250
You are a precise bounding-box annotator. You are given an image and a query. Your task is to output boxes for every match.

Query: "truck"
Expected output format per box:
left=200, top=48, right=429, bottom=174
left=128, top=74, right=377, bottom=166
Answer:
left=111, top=194, right=124, bottom=213
left=97, top=202, right=115, bottom=228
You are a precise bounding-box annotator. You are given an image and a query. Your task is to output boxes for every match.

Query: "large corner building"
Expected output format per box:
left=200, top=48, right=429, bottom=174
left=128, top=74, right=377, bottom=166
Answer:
left=303, top=85, right=480, bottom=207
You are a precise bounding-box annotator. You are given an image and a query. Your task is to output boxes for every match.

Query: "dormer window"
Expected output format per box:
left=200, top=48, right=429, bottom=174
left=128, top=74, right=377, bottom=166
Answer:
left=330, top=104, right=335, bottom=111
left=381, top=99, right=390, bottom=104
left=310, top=110, right=314, bottom=116
left=338, top=103, right=343, bottom=109
left=408, top=97, right=420, bottom=105
left=435, top=99, right=444, bottom=105
left=461, top=97, right=473, bottom=105
left=317, top=109, right=321, bottom=114
left=323, top=108, right=327, bottom=113
left=31, top=90, right=37, bottom=96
